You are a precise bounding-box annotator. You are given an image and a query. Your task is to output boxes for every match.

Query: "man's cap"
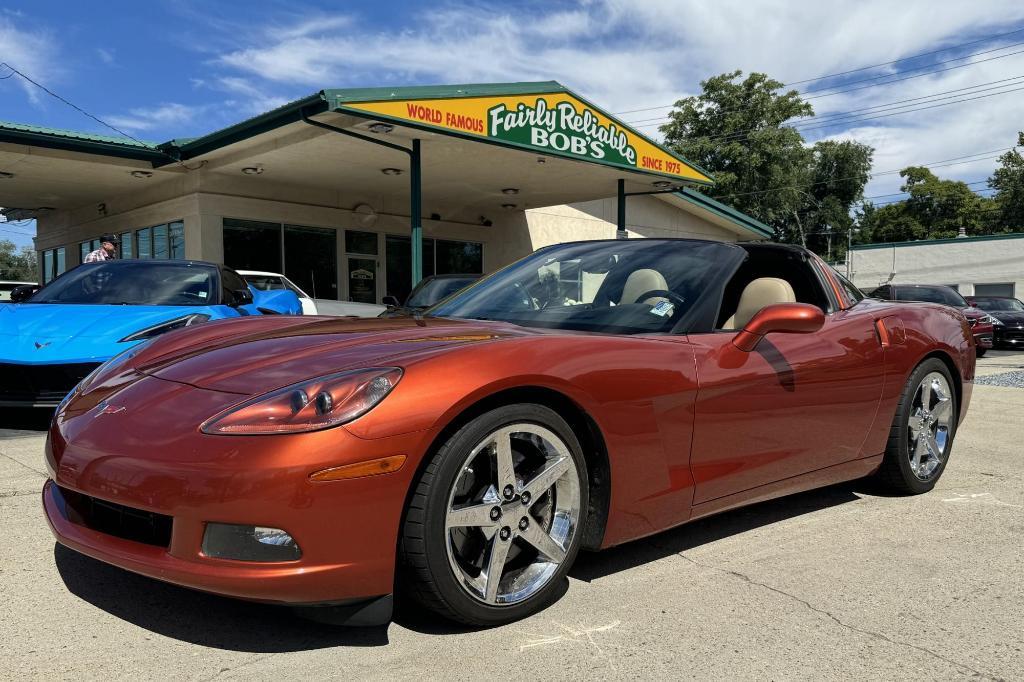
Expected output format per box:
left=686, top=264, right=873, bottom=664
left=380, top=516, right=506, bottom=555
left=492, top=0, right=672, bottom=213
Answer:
left=100, top=234, right=120, bottom=244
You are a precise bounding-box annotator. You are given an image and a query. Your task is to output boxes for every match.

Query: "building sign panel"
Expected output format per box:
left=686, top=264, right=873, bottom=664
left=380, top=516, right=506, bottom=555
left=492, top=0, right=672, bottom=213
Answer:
left=337, top=93, right=712, bottom=184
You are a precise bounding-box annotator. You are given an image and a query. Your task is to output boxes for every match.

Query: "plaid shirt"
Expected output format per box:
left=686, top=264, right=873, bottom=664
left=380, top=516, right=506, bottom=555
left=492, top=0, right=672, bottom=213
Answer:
left=84, top=248, right=115, bottom=263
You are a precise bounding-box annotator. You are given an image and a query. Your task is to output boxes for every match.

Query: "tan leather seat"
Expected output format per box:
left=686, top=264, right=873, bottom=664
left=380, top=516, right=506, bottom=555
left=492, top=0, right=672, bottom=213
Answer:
left=724, top=277, right=796, bottom=329
left=619, top=268, right=669, bottom=305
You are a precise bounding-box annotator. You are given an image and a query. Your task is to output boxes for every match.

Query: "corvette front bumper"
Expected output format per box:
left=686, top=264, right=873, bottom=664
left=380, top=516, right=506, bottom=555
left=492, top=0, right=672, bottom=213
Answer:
left=43, top=373, right=430, bottom=609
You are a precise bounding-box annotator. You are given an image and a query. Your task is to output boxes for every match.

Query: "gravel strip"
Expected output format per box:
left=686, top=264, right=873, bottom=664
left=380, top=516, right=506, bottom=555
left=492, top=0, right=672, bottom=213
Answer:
left=975, top=370, right=1024, bottom=388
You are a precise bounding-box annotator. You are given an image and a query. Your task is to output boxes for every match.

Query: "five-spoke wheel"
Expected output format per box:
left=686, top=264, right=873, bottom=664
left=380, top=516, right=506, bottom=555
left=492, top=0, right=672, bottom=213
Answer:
left=399, top=404, right=588, bottom=625
left=877, top=358, right=958, bottom=493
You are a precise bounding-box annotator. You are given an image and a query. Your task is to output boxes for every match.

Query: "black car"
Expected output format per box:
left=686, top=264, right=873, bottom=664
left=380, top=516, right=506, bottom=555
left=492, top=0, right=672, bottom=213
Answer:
left=966, top=295, right=1024, bottom=348
left=379, top=274, right=481, bottom=318
left=870, top=284, right=995, bottom=357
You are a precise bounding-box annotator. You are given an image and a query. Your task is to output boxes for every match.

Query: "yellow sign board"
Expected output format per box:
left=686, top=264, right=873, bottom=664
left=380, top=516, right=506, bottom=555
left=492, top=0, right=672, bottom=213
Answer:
left=337, top=92, right=712, bottom=185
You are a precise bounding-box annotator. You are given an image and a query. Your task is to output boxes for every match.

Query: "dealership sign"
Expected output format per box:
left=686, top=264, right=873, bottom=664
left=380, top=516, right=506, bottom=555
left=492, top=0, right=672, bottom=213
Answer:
left=336, top=92, right=712, bottom=184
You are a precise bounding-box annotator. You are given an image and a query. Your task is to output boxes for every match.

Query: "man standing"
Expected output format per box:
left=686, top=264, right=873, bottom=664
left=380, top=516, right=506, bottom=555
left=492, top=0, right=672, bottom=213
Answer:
left=84, top=234, right=119, bottom=262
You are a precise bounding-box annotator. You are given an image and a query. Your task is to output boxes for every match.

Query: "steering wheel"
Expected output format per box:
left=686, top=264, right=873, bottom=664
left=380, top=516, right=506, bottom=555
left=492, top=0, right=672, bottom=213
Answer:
left=632, top=289, right=686, bottom=308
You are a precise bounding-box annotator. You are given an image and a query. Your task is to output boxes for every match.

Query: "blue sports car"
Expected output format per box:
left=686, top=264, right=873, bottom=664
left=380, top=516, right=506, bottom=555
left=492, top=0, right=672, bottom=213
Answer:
left=0, top=259, right=302, bottom=407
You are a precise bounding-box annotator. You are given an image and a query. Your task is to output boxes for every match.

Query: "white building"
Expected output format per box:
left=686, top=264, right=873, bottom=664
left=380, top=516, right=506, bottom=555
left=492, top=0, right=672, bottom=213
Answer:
left=849, top=233, right=1024, bottom=297
left=1, top=81, right=771, bottom=302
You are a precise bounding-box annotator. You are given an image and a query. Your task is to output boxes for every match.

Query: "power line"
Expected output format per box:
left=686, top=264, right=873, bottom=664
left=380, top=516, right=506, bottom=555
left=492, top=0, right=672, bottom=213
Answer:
left=0, top=62, right=170, bottom=158
left=614, top=26, right=1024, bottom=116
left=864, top=179, right=990, bottom=200
left=634, top=79, right=1024, bottom=151
left=628, top=45, right=1024, bottom=136
left=709, top=147, right=1016, bottom=202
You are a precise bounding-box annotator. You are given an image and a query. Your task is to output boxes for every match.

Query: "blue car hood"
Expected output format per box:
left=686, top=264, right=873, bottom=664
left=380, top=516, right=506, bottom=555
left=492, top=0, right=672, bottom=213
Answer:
left=0, top=303, right=229, bottom=364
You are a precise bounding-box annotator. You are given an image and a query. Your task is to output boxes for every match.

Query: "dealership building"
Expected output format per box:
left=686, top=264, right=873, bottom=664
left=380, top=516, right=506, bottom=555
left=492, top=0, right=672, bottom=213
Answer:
left=849, top=232, right=1024, bottom=298
left=0, top=81, right=771, bottom=303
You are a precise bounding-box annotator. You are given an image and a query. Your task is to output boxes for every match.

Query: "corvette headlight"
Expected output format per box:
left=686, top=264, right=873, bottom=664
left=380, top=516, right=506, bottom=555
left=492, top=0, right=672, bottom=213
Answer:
left=201, top=367, right=402, bottom=435
left=119, top=314, right=211, bottom=342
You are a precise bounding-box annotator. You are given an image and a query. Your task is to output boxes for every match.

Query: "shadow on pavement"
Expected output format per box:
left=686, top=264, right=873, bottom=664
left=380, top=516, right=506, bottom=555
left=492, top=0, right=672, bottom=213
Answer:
left=53, top=480, right=868, bottom=645
left=53, top=544, right=389, bottom=650
left=570, top=481, right=864, bottom=582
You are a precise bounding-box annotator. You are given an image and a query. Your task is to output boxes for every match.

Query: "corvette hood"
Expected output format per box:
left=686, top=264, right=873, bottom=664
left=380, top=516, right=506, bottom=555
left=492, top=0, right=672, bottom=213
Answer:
left=0, top=303, right=222, bottom=364
left=142, top=316, right=533, bottom=395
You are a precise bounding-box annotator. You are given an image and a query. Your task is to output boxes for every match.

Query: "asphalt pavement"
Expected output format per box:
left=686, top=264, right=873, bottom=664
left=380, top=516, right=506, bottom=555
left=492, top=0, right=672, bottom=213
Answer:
left=2, top=351, right=1023, bottom=680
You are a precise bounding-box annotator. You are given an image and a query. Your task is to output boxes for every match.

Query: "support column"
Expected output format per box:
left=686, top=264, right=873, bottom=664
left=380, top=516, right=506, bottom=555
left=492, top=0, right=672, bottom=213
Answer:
left=411, top=139, right=423, bottom=287
left=616, top=179, right=627, bottom=239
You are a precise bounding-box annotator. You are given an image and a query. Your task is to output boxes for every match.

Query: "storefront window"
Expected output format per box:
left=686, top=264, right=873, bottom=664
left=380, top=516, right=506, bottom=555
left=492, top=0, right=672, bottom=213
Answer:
left=120, top=232, right=133, bottom=259
left=345, top=230, right=378, bottom=255
left=223, top=218, right=281, bottom=273
left=436, top=239, right=483, bottom=275
left=169, top=221, right=184, bottom=259
left=137, top=227, right=152, bottom=259
left=43, top=250, right=54, bottom=283
left=153, top=224, right=169, bottom=259
left=55, top=247, right=65, bottom=275
left=284, top=224, right=337, bottom=300
left=80, top=241, right=90, bottom=263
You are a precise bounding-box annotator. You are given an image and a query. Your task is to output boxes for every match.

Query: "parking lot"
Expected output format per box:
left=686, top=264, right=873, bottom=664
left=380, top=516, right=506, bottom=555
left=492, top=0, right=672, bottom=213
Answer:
left=2, top=351, right=1023, bottom=681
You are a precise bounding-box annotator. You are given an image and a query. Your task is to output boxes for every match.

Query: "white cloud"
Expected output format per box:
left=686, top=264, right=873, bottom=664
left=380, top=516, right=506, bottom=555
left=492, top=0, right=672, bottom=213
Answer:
left=197, top=2, right=1024, bottom=199
left=106, top=103, right=204, bottom=133
left=0, top=15, right=62, bottom=105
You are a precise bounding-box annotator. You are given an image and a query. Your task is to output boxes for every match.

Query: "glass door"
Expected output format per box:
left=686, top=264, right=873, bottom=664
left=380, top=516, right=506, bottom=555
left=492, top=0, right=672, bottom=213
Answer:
left=347, top=257, right=378, bottom=303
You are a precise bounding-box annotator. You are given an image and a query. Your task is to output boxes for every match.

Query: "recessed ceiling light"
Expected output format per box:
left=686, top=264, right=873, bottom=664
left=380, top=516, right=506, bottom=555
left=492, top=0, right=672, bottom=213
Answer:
left=241, top=166, right=264, bottom=175
left=0, top=171, right=14, bottom=180
left=536, top=157, right=547, bottom=164
left=652, top=180, right=674, bottom=189
left=381, top=167, right=403, bottom=176
left=367, top=122, right=394, bottom=134
left=501, top=188, right=519, bottom=195
left=501, top=203, right=517, bottom=210
left=130, top=170, right=153, bottom=179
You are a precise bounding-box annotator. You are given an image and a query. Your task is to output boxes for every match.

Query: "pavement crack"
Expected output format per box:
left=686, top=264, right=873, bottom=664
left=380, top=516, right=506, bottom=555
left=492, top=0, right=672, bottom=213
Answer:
left=675, top=552, right=1002, bottom=681
left=0, top=451, right=48, bottom=477
left=0, top=489, right=40, bottom=499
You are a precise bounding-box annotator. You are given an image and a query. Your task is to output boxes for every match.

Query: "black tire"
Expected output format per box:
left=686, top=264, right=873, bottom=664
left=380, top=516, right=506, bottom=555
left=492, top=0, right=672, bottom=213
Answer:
left=875, top=358, right=958, bottom=494
left=976, top=347, right=987, bottom=358
left=398, top=404, right=589, bottom=626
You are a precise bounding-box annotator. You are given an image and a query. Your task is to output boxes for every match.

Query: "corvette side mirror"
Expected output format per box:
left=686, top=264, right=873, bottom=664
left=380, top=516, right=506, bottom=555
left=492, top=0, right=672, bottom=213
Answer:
left=9, top=284, right=40, bottom=303
left=382, top=295, right=400, bottom=308
left=732, top=303, right=824, bottom=352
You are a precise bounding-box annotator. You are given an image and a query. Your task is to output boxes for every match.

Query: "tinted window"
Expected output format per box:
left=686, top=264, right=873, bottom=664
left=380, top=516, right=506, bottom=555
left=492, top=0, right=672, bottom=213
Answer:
left=897, top=286, right=967, bottom=307
left=431, top=240, right=732, bottom=334
left=345, top=230, right=379, bottom=255
left=220, top=268, right=249, bottom=304
left=971, top=297, right=1024, bottom=312
left=29, top=262, right=216, bottom=306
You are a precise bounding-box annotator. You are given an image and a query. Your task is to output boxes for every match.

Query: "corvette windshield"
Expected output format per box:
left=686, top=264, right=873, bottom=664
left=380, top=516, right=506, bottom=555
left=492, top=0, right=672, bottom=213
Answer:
left=28, top=261, right=217, bottom=306
left=429, top=239, right=732, bottom=334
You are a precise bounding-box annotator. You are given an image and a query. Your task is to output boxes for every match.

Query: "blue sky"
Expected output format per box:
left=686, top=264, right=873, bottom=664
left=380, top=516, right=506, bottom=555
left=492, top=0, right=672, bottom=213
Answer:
left=3, top=1, right=1024, bottom=248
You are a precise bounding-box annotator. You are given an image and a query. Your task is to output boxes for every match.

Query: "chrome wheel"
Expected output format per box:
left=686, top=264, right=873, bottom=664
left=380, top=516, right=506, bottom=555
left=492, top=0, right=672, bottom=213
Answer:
left=907, top=371, right=954, bottom=480
left=444, top=423, right=581, bottom=606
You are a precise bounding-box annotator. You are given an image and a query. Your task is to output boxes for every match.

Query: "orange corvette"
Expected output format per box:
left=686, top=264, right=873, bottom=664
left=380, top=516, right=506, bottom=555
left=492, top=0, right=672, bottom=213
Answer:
left=43, top=239, right=974, bottom=626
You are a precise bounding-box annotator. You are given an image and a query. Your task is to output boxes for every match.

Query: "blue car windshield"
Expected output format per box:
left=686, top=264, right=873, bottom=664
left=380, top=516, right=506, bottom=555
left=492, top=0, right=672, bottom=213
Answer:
left=429, top=239, right=734, bottom=334
left=29, top=261, right=218, bottom=306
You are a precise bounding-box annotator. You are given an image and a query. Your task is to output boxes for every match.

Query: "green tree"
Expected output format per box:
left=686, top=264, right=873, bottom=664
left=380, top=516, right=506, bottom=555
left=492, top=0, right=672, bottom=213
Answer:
left=0, top=239, right=38, bottom=281
left=989, top=132, right=1024, bottom=231
left=857, top=167, right=996, bottom=242
left=660, top=70, right=873, bottom=253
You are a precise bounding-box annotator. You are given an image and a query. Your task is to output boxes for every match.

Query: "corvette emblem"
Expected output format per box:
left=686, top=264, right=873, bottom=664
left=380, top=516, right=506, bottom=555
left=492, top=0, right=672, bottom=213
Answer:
left=34, top=341, right=51, bottom=349
left=94, top=400, right=126, bottom=417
